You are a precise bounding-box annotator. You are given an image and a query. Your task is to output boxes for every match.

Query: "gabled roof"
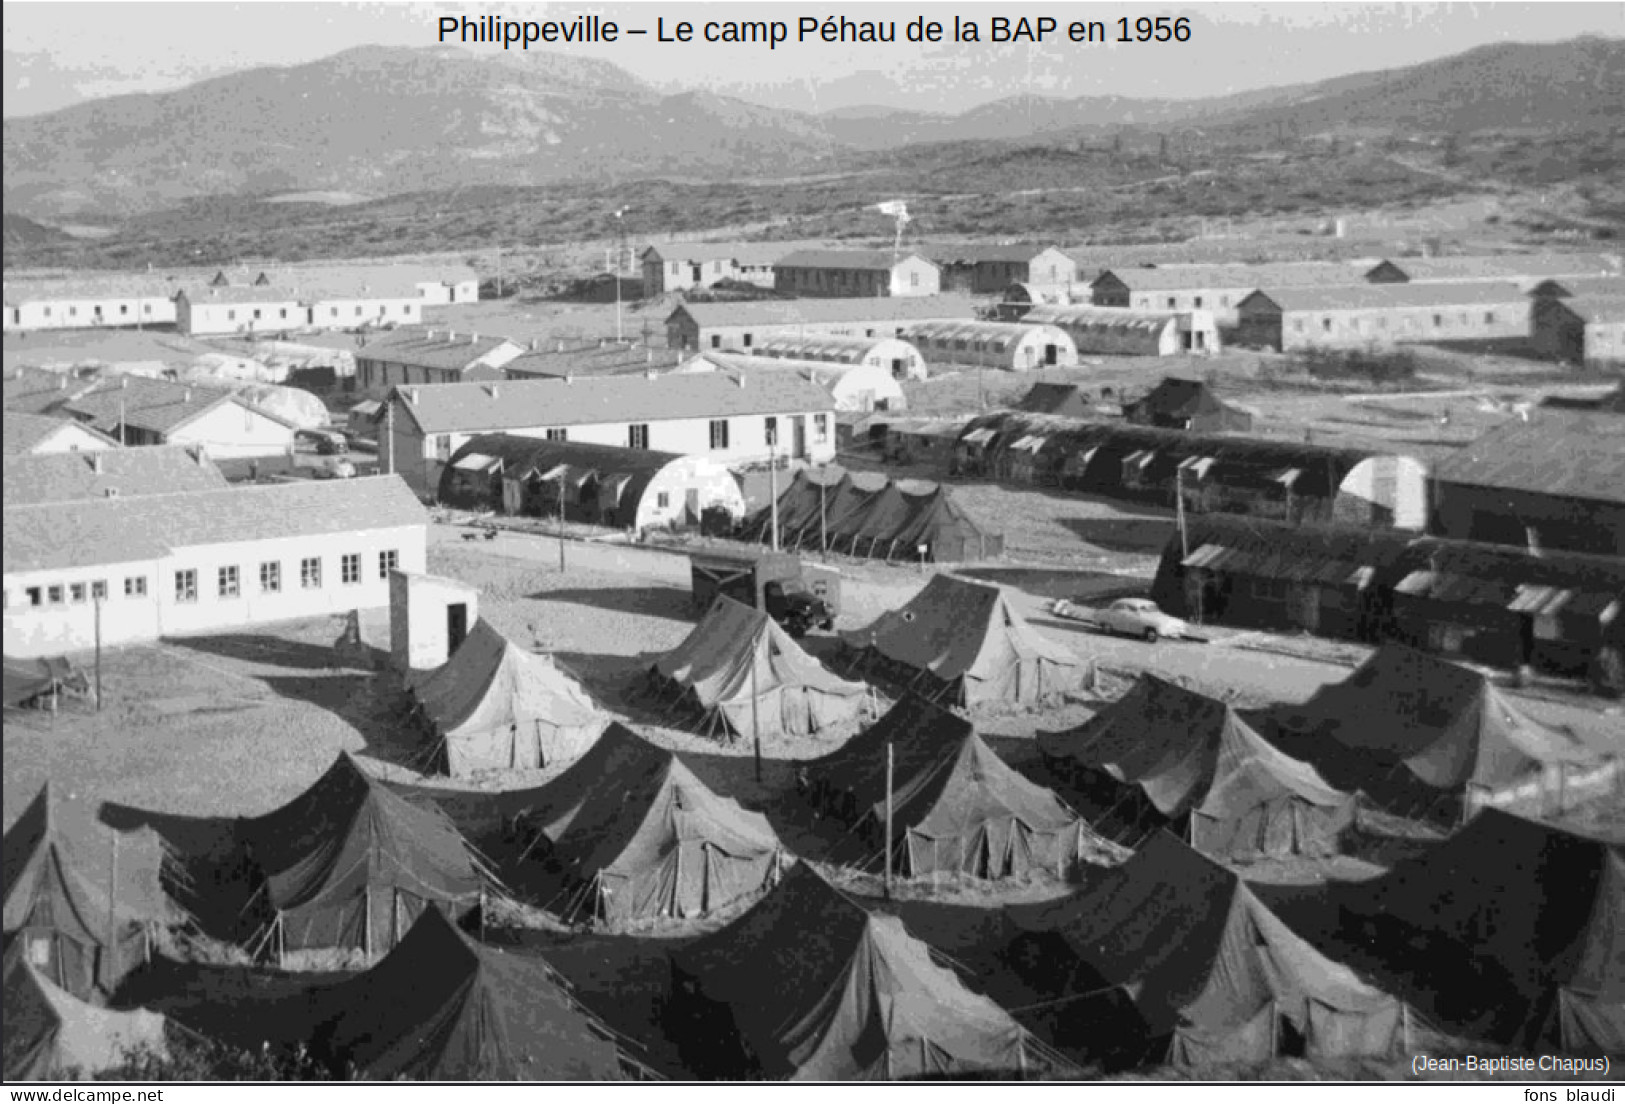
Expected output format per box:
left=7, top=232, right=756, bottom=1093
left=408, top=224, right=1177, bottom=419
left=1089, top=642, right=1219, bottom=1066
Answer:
left=1095, top=262, right=1365, bottom=292
left=2, top=274, right=181, bottom=303
left=62, top=375, right=293, bottom=437
left=3, top=475, right=427, bottom=573
left=250, top=263, right=477, bottom=300
left=502, top=343, right=685, bottom=379
left=1550, top=294, right=1625, bottom=325
left=3, top=444, right=227, bottom=507
left=1024, top=304, right=1180, bottom=331
left=1528, top=275, right=1625, bottom=299
left=1433, top=410, right=1625, bottom=504
left=1243, top=280, right=1530, bottom=312
left=640, top=242, right=792, bottom=267
left=388, top=372, right=833, bottom=435
left=177, top=285, right=301, bottom=305
left=357, top=328, right=520, bottom=372
left=3, top=369, right=100, bottom=416
left=923, top=243, right=1069, bottom=265
left=775, top=249, right=937, bottom=272
left=670, top=295, right=979, bottom=330
left=1124, top=377, right=1247, bottom=423
left=1371, top=253, right=1623, bottom=283
left=0, top=411, right=118, bottom=456
left=1019, top=383, right=1095, bottom=417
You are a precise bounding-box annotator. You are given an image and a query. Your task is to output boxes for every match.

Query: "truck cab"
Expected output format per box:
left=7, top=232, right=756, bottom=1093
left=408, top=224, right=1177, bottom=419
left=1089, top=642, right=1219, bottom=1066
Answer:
left=690, top=549, right=840, bottom=638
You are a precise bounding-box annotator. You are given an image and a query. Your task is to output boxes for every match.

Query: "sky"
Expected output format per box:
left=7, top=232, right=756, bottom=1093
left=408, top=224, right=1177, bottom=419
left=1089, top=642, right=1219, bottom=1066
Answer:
left=4, top=1, right=1622, bottom=118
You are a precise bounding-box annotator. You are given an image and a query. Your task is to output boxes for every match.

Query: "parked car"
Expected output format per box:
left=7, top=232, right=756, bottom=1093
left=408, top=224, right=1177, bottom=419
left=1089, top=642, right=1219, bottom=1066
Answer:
left=1051, top=597, right=1190, bottom=642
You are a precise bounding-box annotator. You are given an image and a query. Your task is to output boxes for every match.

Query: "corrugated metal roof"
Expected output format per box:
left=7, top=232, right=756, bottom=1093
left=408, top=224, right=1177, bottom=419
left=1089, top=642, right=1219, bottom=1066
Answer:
left=3, top=475, right=426, bottom=574
left=1376, top=253, right=1622, bottom=283
left=359, top=329, right=521, bottom=373
left=1096, top=263, right=1365, bottom=292
left=775, top=249, right=937, bottom=272
left=1245, top=281, right=1530, bottom=312
left=1553, top=294, right=1625, bottom=325
left=922, top=243, right=1067, bottom=265
left=1433, top=410, right=1625, bottom=505
left=177, top=286, right=301, bottom=306
left=3, top=445, right=227, bottom=507
left=60, top=375, right=296, bottom=437
left=1024, top=305, right=1178, bottom=332
left=671, top=296, right=979, bottom=329
left=390, top=372, right=833, bottom=435
left=639, top=242, right=792, bottom=267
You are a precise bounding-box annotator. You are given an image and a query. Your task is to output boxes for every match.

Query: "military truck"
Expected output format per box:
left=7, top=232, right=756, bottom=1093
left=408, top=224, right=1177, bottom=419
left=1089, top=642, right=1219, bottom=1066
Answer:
left=689, top=549, right=840, bottom=638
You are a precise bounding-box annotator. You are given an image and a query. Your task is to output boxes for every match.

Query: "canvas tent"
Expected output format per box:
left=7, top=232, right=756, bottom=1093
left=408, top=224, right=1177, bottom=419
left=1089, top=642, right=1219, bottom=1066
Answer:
left=3, top=657, right=82, bottom=708
left=649, top=596, right=869, bottom=741
left=515, top=725, right=785, bottom=925
left=1124, top=378, right=1253, bottom=433
left=1263, top=644, right=1599, bottom=819
left=998, top=832, right=1410, bottom=1070
left=667, top=861, right=1065, bottom=1080
left=312, top=907, right=625, bottom=1080
left=409, top=619, right=608, bottom=776
left=742, top=468, right=1000, bottom=562
left=806, top=695, right=1122, bottom=879
left=237, top=753, right=491, bottom=960
left=1018, top=382, right=1095, bottom=418
left=1337, top=809, right=1622, bottom=1053
left=3, top=947, right=167, bottom=1081
left=3, top=784, right=180, bottom=1000
left=1038, top=675, right=1357, bottom=860
left=842, top=574, right=1086, bottom=707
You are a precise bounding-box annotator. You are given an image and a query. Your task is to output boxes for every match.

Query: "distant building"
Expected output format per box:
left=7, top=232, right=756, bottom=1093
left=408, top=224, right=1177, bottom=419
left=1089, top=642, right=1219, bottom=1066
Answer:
left=924, top=244, right=1078, bottom=295
left=3, top=444, right=226, bottom=507
left=773, top=250, right=941, bottom=298
left=666, top=296, right=979, bottom=353
left=175, top=286, right=304, bottom=337
left=747, top=333, right=926, bottom=380
left=674, top=352, right=906, bottom=412
left=1024, top=304, right=1220, bottom=356
left=60, top=376, right=299, bottom=459
left=1526, top=275, right=1625, bottom=300
left=219, top=263, right=480, bottom=306
left=996, top=282, right=1083, bottom=321
left=1431, top=411, right=1625, bottom=557
left=1123, top=378, right=1253, bottom=433
left=1530, top=296, right=1625, bottom=368
left=1, top=411, right=118, bottom=456
left=354, top=329, right=525, bottom=393
left=500, top=341, right=686, bottom=381
left=3, top=276, right=180, bottom=333
left=381, top=372, right=837, bottom=495
left=1091, top=263, right=1366, bottom=326
left=3, top=368, right=100, bottom=416
left=438, top=433, right=746, bottom=532
left=897, top=320, right=1079, bottom=371
left=1363, top=253, right=1622, bottom=286
left=1233, top=282, right=1531, bottom=352
left=639, top=243, right=790, bottom=296
left=2, top=476, right=427, bottom=657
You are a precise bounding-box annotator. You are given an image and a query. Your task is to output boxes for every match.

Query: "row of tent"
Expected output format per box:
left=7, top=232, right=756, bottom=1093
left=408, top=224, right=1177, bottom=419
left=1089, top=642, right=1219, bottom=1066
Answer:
left=738, top=466, right=1002, bottom=563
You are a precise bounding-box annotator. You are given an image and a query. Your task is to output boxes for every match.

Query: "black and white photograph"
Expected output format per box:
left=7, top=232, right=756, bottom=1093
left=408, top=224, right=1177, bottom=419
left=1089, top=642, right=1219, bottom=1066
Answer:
left=2, top=0, right=1622, bottom=1086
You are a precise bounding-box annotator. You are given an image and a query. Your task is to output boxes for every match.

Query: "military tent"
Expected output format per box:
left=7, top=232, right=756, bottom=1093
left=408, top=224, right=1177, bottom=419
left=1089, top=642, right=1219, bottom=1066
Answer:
left=409, top=619, right=608, bottom=776
left=649, top=596, right=869, bottom=741
left=313, top=907, right=625, bottom=1080
left=237, top=753, right=492, bottom=960
left=807, top=695, right=1122, bottom=879
left=515, top=725, right=785, bottom=926
left=1018, top=382, right=1095, bottom=418
left=3, top=784, right=181, bottom=1000
left=1038, top=675, right=1357, bottom=860
left=842, top=574, right=1086, bottom=707
left=1263, top=644, right=1598, bottom=819
left=998, top=832, right=1410, bottom=1070
left=667, top=861, right=1065, bottom=1080
left=1124, top=377, right=1254, bottom=433
left=3, top=947, right=167, bottom=1081
left=1337, top=809, right=1622, bottom=1053
left=743, top=468, right=1000, bottom=562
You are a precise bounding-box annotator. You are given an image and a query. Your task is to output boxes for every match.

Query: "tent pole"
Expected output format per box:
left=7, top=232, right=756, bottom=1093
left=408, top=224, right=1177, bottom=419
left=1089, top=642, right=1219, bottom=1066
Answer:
left=884, top=741, right=895, bottom=900
left=106, top=827, right=120, bottom=987
left=751, top=642, right=762, bottom=781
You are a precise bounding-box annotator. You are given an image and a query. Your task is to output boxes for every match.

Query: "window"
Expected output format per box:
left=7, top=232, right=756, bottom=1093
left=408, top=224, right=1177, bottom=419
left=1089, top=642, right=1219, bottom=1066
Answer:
left=545, top=428, right=567, bottom=442
left=709, top=419, right=730, bottom=450
left=1322, top=318, right=1333, bottom=332
left=47, top=585, right=64, bottom=605
left=742, top=333, right=752, bottom=348
left=1432, top=314, right=1443, bottom=327
left=228, top=310, right=237, bottom=322
left=120, top=304, right=129, bottom=315
left=175, top=570, right=197, bottom=603
left=252, top=309, right=262, bottom=321
left=711, top=335, right=722, bottom=349
left=764, top=417, right=779, bottom=447
left=144, top=304, right=152, bottom=315
left=69, top=306, right=78, bottom=317
left=657, top=491, right=670, bottom=509
left=1167, top=297, right=1177, bottom=308
left=218, top=566, right=240, bottom=599
left=1221, top=296, right=1230, bottom=307
left=814, top=414, right=829, bottom=444
left=279, top=308, right=288, bottom=319
left=1193, top=296, right=1204, bottom=308
left=260, top=562, right=281, bottom=593
left=69, top=583, right=87, bottom=604
left=378, top=550, right=398, bottom=578
left=341, top=554, right=361, bottom=585
left=910, top=272, right=920, bottom=287
left=331, top=307, right=340, bottom=318
left=43, top=307, right=51, bottom=318
left=27, top=587, right=43, bottom=607
left=628, top=424, right=650, bottom=450
left=1484, top=311, right=1496, bottom=324
left=1293, top=320, right=1305, bottom=333
left=124, top=577, right=146, bottom=598
left=91, top=580, right=107, bottom=602
left=301, top=557, right=322, bottom=589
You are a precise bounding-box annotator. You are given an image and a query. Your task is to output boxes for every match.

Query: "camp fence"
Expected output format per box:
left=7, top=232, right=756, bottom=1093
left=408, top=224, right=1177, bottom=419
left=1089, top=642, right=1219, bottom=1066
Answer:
left=740, top=467, right=1001, bottom=563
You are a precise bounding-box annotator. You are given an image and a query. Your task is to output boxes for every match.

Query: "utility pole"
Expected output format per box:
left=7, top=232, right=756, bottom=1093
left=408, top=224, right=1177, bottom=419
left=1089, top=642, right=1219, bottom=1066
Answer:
left=557, top=474, right=567, bottom=572
left=1175, top=464, right=1189, bottom=561
left=106, top=829, right=120, bottom=985
left=384, top=398, right=395, bottom=476
left=820, top=479, right=828, bottom=558
left=883, top=742, right=895, bottom=898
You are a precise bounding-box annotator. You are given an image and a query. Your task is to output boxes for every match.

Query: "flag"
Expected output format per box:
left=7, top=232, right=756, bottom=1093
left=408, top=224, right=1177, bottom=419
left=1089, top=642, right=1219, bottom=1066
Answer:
left=875, top=200, right=911, bottom=223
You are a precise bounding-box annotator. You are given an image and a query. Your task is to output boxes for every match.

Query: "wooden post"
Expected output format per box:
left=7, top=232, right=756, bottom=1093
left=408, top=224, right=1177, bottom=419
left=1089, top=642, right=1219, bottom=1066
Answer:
left=106, top=829, right=120, bottom=987
left=384, top=398, right=395, bottom=476
left=750, top=636, right=762, bottom=774
left=820, top=479, right=827, bottom=558
left=768, top=442, right=780, bottom=552
left=94, top=595, right=103, bottom=712
left=884, top=741, right=895, bottom=899
left=1175, top=465, right=1189, bottom=562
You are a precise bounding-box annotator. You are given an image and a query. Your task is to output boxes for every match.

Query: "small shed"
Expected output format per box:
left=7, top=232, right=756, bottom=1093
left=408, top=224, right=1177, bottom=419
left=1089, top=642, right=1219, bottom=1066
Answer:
left=898, top=320, right=1078, bottom=372
left=389, top=570, right=479, bottom=673
left=1124, top=378, right=1254, bottom=433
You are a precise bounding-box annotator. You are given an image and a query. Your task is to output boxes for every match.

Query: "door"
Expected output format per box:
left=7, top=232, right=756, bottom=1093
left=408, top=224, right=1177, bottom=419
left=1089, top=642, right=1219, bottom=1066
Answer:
left=685, top=488, right=701, bottom=526
left=1045, top=344, right=1058, bottom=365
left=447, top=603, right=469, bottom=656
left=792, top=415, right=807, bottom=459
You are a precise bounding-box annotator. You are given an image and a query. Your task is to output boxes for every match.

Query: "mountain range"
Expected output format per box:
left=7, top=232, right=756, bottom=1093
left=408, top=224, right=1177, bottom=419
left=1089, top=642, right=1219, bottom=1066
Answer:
left=4, top=36, right=1621, bottom=221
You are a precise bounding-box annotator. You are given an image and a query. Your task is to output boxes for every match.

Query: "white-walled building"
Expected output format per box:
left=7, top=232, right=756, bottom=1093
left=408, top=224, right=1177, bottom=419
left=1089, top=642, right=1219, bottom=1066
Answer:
left=3, top=276, right=180, bottom=333
left=640, top=243, right=790, bottom=296
left=1, top=411, right=119, bottom=456
left=3, top=476, right=427, bottom=657
left=355, top=329, right=525, bottom=393
left=667, top=296, right=979, bottom=353
left=175, top=287, right=305, bottom=337
left=674, top=352, right=907, bottom=412
left=60, top=375, right=300, bottom=459
left=897, top=320, right=1080, bottom=371
left=1024, top=304, right=1222, bottom=356
left=926, top=244, right=1079, bottom=294
left=381, top=373, right=837, bottom=496
left=774, top=251, right=942, bottom=298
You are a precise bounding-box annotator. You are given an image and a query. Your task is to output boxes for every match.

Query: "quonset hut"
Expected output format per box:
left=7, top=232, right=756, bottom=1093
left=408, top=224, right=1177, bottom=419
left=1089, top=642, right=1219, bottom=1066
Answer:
left=898, top=320, right=1078, bottom=371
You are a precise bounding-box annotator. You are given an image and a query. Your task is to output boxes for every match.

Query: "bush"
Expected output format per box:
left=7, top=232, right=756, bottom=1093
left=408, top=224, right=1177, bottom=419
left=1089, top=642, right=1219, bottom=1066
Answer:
left=99, top=1037, right=338, bottom=1082
left=1295, top=346, right=1420, bottom=386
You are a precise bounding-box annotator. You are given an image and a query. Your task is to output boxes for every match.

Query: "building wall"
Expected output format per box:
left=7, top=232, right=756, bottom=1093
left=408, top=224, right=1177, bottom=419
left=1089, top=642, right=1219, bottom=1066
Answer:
left=414, top=280, right=480, bottom=305
left=971, top=250, right=1077, bottom=294
left=306, top=297, right=421, bottom=329
left=1432, top=483, right=1625, bottom=557
left=166, top=402, right=299, bottom=460
left=178, top=297, right=304, bottom=337
left=905, top=325, right=1079, bottom=372
left=634, top=457, right=748, bottom=530
left=1056, top=317, right=1183, bottom=356
left=774, top=258, right=942, bottom=299
left=389, top=569, right=478, bottom=672
left=2, top=524, right=426, bottom=658
left=28, top=423, right=117, bottom=454
left=1277, top=300, right=1531, bottom=351
left=672, top=313, right=972, bottom=355
left=1584, top=319, right=1625, bottom=367
left=355, top=343, right=522, bottom=392
left=3, top=296, right=179, bottom=333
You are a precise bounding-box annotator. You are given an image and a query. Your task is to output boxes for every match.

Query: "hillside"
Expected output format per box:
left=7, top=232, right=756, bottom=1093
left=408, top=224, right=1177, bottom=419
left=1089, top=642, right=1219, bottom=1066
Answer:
left=2, top=212, right=70, bottom=246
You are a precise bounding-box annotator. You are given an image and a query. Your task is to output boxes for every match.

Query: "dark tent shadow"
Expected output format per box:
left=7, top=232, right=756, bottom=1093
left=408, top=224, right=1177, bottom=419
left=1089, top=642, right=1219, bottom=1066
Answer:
left=526, top=585, right=695, bottom=623
left=1059, top=516, right=1177, bottom=554
left=169, top=633, right=374, bottom=672
left=957, top=566, right=1150, bottom=603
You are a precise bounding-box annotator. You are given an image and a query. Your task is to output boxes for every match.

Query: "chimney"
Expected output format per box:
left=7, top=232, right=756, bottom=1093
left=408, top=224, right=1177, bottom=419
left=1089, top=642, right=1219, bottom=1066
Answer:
left=1526, top=526, right=1543, bottom=558
left=90, top=453, right=104, bottom=474
left=407, top=387, right=419, bottom=405
left=736, top=374, right=747, bottom=388
left=470, top=332, right=479, bottom=344
left=556, top=339, right=565, bottom=353
left=447, top=331, right=457, bottom=342
left=529, top=339, right=537, bottom=352
left=486, top=383, right=499, bottom=399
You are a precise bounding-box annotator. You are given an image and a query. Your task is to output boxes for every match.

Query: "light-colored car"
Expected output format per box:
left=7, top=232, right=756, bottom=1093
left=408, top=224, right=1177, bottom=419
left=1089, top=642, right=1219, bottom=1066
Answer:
left=1052, top=597, right=1190, bottom=642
